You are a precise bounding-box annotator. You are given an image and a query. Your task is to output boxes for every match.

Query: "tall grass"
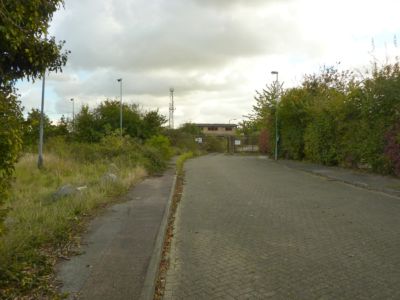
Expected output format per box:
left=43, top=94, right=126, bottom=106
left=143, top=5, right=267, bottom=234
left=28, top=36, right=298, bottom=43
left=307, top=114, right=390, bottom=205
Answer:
left=176, top=151, right=195, bottom=175
left=0, top=136, right=171, bottom=298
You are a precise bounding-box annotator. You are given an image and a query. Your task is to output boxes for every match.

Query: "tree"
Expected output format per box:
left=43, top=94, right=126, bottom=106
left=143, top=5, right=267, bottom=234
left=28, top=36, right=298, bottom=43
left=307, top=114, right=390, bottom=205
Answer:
left=94, top=100, right=142, bottom=138
left=0, top=1, right=68, bottom=83
left=141, top=110, right=167, bottom=140
left=0, top=92, right=23, bottom=233
left=73, top=105, right=102, bottom=143
left=0, top=1, right=69, bottom=226
left=52, top=115, right=69, bottom=137
left=22, top=108, right=53, bottom=147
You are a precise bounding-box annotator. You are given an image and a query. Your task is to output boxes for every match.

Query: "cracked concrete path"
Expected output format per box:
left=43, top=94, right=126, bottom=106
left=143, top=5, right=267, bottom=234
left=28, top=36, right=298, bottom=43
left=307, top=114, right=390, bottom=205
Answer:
left=164, top=155, right=400, bottom=299
left=56, top=167, right=175, bottom=300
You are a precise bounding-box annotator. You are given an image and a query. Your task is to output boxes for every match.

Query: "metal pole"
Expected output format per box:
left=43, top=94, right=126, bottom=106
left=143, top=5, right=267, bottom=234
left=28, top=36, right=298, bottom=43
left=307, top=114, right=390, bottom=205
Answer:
left=271, top=71, right=279, bottom=161
left=38, top=72, right=45, bottom=169
left=70, top=98, right=75, bottom=131
left=117, top=78, right=122, bottom=136
left=169, top=87, right=175, bottom=129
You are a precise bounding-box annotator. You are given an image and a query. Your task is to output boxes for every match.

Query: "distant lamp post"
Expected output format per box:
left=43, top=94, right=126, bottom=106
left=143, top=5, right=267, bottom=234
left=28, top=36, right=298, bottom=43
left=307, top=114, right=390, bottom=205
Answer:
left=117, top=78, right=123, bottom=136
left=70, top=98, right=75, bottom=130
left=38, top=70, right=46, bottom=169
left=271, top=71, right=279, bottom=161
left=229, top=118, right=237, bottom=124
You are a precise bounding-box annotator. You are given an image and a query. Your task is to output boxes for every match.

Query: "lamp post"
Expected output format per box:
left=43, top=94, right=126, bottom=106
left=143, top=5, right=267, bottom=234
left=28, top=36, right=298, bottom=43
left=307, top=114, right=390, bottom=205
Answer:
left=38, top=70, right=45, bottom=169
left=271, top=71, right=279, bottom=161
left=70, top=98, right=75, bottom=130
left=117, top=78, right=122, bottom=136
left=229, top=118, right=237, bottom=124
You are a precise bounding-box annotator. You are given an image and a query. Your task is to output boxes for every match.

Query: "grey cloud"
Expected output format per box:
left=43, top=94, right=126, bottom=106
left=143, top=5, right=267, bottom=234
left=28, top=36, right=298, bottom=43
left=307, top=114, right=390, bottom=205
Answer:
left=36, top=0, right=328, bottom=124
left=54, top=0, right=309, bottom=73
left=191, top=0, right=292, bottom=8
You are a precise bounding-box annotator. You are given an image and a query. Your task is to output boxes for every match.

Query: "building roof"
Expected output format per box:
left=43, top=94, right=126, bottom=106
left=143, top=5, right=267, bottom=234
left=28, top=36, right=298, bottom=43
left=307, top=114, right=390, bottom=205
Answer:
left=195, top=123, right=238, bottom=128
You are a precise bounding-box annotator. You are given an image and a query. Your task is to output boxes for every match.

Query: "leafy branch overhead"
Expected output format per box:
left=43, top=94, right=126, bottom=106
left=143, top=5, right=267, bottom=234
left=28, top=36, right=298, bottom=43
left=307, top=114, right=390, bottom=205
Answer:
left=0, top=0, right=69, bottom=84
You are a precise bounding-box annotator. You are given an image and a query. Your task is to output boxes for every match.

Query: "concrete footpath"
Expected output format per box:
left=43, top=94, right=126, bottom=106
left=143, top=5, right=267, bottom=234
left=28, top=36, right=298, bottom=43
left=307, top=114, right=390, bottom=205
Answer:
left=56, top=166, right=176, bottom=300
left=278, top=159, right=400, bottom=198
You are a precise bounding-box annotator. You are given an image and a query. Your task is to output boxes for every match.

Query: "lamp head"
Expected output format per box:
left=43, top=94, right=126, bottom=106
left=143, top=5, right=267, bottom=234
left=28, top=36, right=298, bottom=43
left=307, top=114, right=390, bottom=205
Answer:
left=271, top=71, right=278, bottom=75
left=117, top=78, right=122, bottom=82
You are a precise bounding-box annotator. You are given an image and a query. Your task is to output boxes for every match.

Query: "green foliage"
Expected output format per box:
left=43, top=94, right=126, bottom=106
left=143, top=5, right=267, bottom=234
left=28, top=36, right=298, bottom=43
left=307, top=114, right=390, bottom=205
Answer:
left=176, top=151, right=194, bottom=175
left=179, top=123, right=202, bottom=136
left=246, top=63, right=400, bottom=176
left=0, top=134, right=174, bottom=298
left=258, top=128, right=270, bottom=154
left=203, top=135, right=226, bottom=153
left=145, top=135, right=173, bottom=161
left=278, top=88, right=310, bottom=160
left=72, top=101, right=166, bottom=143
left=165, top=123, right=202, bottom=153
left=385, top=121, right=400, bottom=176
left=22, top=108, right=53, bottom=148
left=141, top=110, right=167, bottom=139
left=73, top=105, right=102, bottom=143
left=0, top=0, right=69, bottom=83
left=0, top=0, right=69, bottom=233
left=0, top=90, right=23, bottom=232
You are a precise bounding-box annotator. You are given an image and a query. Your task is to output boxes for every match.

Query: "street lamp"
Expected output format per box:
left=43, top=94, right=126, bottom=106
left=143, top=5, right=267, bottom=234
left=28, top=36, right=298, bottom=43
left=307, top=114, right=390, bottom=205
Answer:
left=70, top=98, right=75, bottom=130
left=117, top=78, right=122, bottom=136
left=38, top=70, right=45, bottom=169
left=229, top=118, right=237, bottom=124
left=271, top=71, right=279, bottom=161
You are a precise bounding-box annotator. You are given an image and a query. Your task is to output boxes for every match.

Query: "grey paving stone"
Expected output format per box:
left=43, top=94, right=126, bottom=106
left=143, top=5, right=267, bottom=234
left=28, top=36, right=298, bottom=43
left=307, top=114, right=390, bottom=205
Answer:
left=164, top=155, right=400, bottom=300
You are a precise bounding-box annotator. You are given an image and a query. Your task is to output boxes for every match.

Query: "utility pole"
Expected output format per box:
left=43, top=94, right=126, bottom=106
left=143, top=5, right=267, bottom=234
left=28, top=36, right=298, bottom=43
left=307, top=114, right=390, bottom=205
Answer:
left=117, top=78, right=123, bottom=136
left=38, top=71, right=45, bottom=169
left=169, top=87, right=175, bottom=129
left=70, top=98, right=75, bottom=131
left=271, top=71, right=279, bottom=161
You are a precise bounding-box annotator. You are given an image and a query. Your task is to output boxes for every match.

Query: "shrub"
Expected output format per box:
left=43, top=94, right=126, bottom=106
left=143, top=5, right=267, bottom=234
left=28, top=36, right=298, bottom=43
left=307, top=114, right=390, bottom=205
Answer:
left=203, top=135, right=226, bottom=152
left=385, top=121, right=400, bottom=176
left=145, top=135, right=173, bottom=161
left=258, top=128, right=270, bottom=154
left=0, top=92, right=23, bottom=234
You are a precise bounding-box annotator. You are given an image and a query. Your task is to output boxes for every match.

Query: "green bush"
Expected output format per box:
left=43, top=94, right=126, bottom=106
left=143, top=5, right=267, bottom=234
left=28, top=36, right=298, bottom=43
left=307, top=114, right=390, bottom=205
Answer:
left=247, top=63, right=400, bottom=176
left=164, top=124, right=202, bottom=153
left=203, top=135, right=226, bottom=153
left=0, top=91, right=23, bottom=234
left=145, top=135, right=173, bottom=161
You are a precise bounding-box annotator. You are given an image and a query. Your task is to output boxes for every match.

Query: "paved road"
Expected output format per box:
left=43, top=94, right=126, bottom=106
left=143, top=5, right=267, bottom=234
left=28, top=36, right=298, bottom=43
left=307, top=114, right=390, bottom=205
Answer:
left=164, top=155, right=400, bottom=299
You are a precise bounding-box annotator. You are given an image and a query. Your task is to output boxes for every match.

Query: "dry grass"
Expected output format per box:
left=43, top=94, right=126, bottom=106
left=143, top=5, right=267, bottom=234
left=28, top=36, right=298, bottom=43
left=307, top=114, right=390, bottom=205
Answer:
left=0, top=152, right=147, bottom=298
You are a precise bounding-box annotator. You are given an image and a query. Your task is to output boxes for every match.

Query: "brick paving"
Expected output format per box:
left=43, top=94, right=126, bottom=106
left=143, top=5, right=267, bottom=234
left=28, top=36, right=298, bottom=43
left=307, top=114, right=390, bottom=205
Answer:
left=164, top=155, right=400, bottom=299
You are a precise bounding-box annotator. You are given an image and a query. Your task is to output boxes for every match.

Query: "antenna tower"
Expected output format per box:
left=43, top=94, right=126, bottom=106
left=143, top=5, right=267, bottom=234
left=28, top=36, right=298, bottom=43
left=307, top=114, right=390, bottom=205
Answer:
left=169, top=87, right=175, bottom=129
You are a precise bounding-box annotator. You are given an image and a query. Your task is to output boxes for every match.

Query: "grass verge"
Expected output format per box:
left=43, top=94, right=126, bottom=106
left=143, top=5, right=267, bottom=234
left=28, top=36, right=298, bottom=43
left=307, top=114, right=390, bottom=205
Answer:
left=0, top=136, right=171, bottom=299
left=154, top=151, right=195, bottom=299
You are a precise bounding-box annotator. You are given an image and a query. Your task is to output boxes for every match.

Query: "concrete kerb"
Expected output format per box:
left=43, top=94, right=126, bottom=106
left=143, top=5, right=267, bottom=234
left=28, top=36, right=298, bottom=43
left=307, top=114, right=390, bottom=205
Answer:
left=139, top=172, right=177, bottom=300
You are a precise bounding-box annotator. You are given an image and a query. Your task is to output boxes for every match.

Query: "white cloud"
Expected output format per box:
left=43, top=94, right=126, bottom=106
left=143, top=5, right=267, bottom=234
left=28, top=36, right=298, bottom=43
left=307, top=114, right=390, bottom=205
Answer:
left=18, top=0, right=400, bottom=126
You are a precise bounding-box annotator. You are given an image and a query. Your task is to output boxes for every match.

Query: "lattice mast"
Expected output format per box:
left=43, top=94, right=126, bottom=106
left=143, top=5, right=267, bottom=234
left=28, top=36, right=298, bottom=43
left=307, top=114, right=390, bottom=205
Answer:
left=169, top=87, right=175, bottom=129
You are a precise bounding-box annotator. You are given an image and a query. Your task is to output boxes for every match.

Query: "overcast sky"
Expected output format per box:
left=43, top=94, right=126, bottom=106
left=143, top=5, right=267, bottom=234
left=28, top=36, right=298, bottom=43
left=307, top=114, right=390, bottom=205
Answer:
left=17, top=0, right=400, bottom=126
